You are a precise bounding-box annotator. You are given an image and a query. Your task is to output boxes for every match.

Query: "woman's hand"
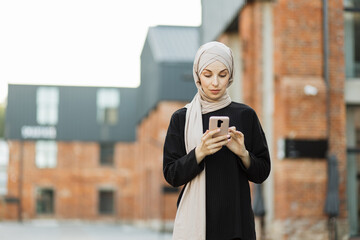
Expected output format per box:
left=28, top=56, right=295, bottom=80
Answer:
left=227, top=127, right=251, bottom=169
left=195, top=128, right=230, bottom=164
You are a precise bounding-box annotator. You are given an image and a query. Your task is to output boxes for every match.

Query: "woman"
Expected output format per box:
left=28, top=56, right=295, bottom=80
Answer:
left=163, top=41, right=271, bottom=240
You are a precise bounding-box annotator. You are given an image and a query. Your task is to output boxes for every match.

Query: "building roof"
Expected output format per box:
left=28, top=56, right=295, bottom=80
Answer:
left=137, top=26, right=199, bottom=122
left=5, top=84, right=138, bottom=142
left=147, top=25, right=200, bottom=62
left=201, top=0, right=245, bottom=42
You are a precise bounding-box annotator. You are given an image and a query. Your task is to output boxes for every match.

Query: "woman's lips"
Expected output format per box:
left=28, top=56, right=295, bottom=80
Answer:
left=210, top=90, right=220, bottom=94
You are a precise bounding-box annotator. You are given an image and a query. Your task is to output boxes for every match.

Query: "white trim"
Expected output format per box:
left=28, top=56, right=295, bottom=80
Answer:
left=227, top=33, right=243, bottom=103
left=345, top=80, right=360, bottom=104
left=262, top=2, right=275, bottom=222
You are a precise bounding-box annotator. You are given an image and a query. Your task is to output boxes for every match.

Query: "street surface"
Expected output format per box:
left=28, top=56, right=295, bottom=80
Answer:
left=0, top=220, right=172, bottom=240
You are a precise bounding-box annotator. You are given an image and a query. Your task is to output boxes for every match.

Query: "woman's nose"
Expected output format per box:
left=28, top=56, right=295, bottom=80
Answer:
left=212, top=76, right=219, bottom=86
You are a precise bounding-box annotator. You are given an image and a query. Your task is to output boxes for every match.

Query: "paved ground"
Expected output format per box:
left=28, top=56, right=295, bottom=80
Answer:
left=0, top=220, right=172, bottom=240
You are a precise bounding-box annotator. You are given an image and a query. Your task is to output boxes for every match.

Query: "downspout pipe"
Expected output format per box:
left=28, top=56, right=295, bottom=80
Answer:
left=323, top=2, right=340, bottom=239
left=323, top=0, right=330, bottom=147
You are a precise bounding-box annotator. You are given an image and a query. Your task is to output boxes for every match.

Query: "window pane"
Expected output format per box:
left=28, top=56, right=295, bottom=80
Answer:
left=100, top=143, right=114, bottom=166
left=97, top=88, right=120, bottom=125
left=97, top=89, right=120, bottom=108
left=99, top=190, right=115, bottom=214
left=36, top=188, right=54, bottom=214
left=344, top=0, right=360, bottom=8
left=36, top=141, right=57, bottom=168
left=36, top=87, right=59, bottom=125
left=104, top=108, right=118, bottom=125
left=345, top=12, right=360, bottom=78
left=0, top=171, right=7, bottom=195
left=0, top=141, right=9, bottom=167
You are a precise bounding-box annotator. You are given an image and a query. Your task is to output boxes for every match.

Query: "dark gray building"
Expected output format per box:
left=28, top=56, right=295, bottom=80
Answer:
left=137, top=25, right=200, bottom=122
left=5, top=84, right=138, bottom=142
left=201, top=0, right=245, bottom=43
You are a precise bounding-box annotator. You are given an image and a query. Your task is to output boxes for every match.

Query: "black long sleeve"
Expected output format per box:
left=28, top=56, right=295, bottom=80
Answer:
left=162, top=102, right=271, bottom=240
left=238, top=111, right=271, bottom=184
left=163, top=108, right=204, bottom=187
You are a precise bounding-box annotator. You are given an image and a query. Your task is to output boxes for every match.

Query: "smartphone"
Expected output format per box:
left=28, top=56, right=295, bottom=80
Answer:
left=209, top=116, right=229, bottom=138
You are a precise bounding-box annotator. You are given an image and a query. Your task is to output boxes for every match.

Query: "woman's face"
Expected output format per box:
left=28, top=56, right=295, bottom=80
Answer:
left=199, top=61, right=230, bottom=101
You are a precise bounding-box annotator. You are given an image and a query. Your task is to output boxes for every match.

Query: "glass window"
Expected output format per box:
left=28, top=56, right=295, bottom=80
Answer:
left=345, top=1, right=360, bottom=79
left=96, top=88, right=119, bottom=125
left=344, top=0, right=360, bottom=7
left=100, top=142, right=114, bottom=166
left=0, top=141, right=8, bottom=195
left=0, top=172, right=7, bottom=195
left=36, top=141, right=57, bottom=168
left=36, top=188, right=54, bottom=214
left=36, top=87, right=59, bottom=125
left=98, top=189, right=115, bottom=214
left=0, top=141, right=8, bottom=167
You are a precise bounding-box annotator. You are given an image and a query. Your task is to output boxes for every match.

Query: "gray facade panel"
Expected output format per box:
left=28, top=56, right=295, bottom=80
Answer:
left=138, top=26, right=199, bottom=122
left=137, top=38, right=161, bottom=123
left=5, top=85, right=137, bottom=142
left=148, top=26, right=200, bottom=62
left=160, top=62, right=197, bottom=102
left=5, top=85, right=38, bottom=139
left=201, top=0, right=245, bottom=43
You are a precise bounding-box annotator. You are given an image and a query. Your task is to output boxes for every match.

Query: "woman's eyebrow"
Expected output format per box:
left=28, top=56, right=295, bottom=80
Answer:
left=203, top=68, right=228, bottom=72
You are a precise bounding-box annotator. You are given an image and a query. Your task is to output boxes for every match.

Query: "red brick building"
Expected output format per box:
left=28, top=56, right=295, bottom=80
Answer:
left=132, top=0, right=359, bottom=239
left=2, top=85, right=140, bottom=221
left=200, top=0, right=360, bottom=239
left=134, top=25, right=199, bottom=229
left=2, top=1, right=360, bottom=239
left=1, top=26, right=199, bottom=230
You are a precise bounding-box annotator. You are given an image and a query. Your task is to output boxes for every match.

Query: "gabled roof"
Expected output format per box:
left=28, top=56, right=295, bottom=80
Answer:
left=137, top=26, right=199, bottom=122
left=5, top=84, right=138, bottom=142
left=147, top=25, right=199, bottom=62
left=201, top=0, right=245, bottom=43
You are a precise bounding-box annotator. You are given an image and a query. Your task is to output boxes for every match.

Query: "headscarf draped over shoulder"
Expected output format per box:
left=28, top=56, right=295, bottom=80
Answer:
left=172, top=41, right=234, bottom=240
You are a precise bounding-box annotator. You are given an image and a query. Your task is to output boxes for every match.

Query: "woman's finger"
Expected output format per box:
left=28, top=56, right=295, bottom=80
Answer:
left=228, top=127, right=237, bottom=135
left=229, top=131, right=238, bottom=139
left=207, top=141, right=228, bottom=153
left=208, top=128, right=221, bottom=137
left=207, top=134, right=229, bottom=145
left=229, top=126, right=236, bottom=131
left=201, top=130, right=211, bottom=141
left=209, top=138, right=229, bottom=148
left=229, top=128, right=244, bottom=138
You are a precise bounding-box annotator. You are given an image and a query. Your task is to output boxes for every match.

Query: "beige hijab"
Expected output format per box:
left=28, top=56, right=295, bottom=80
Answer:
left=172, top=41, right=234, bottom=240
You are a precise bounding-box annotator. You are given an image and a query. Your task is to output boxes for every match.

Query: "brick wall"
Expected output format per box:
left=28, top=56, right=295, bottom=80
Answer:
left=238, top=0, right=347, bottom=239
left=2, top=101, right=187, bottom=226
left=239, top=1, right=264, bottom=116
left=135, top=101, right=186, bottom=224
left=4, top=140, right=137, bottom=221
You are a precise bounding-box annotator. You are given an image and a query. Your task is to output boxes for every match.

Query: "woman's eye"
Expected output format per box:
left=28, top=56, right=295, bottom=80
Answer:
left=220, top=74, right=227, bottom=78
left=204, top=74, right=212, bottom=78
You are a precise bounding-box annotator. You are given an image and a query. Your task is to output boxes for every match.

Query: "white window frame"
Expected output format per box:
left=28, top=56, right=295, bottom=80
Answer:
left=96, top=88, right=120, bottom=125
left=35, top=141, right=57, bottom=168
left=344, top=1, right=360, bottom=79
left=0, top=140, right=9, bottom=195
left=36, top=87, right=59, bottom=125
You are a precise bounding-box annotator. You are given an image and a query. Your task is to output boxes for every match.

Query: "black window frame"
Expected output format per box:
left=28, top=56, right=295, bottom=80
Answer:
left=36, top=187, right=55, bottom=215
left=99, top=142, right=115, bottom=166
left=98, top=189, right=115, bottom=215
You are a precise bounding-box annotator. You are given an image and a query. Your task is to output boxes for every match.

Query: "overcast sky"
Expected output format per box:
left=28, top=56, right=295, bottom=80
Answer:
left=0, top=0, right=201, bottom=103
